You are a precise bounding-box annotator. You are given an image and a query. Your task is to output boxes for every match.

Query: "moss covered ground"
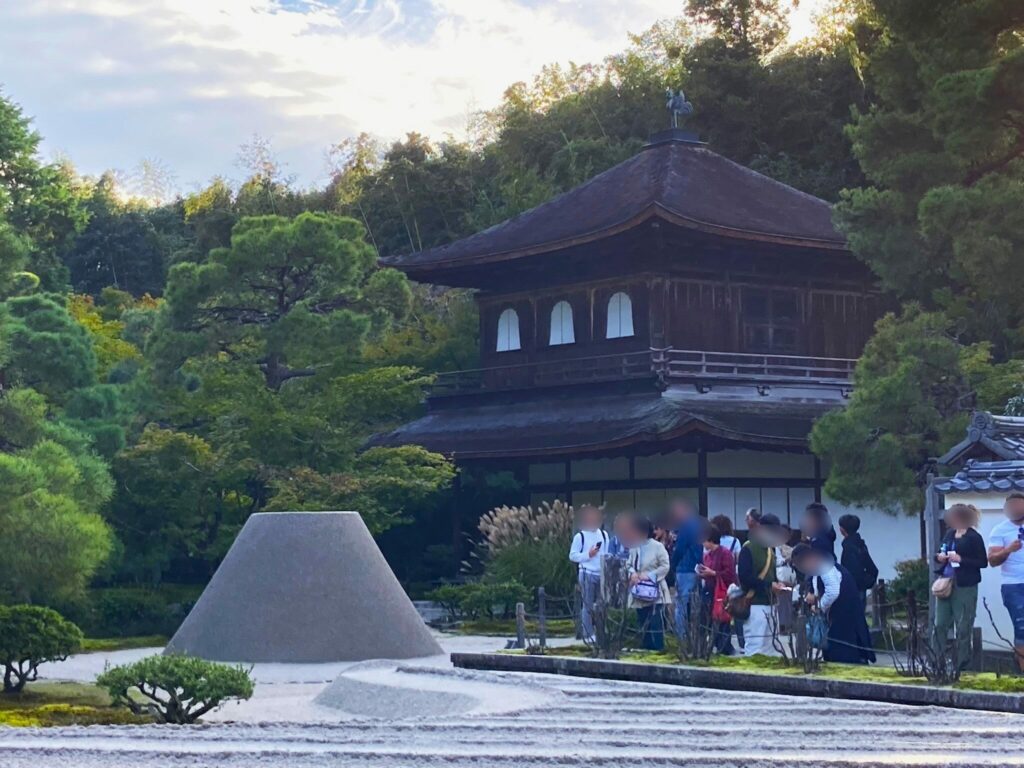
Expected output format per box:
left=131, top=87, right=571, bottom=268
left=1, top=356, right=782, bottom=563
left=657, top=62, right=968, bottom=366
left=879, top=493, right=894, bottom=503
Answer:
left=0, top=681, right=148, bottom=727
left=455, top=618, right=576, bottom=637
left=80, top=635, right=167, bottom=653
left=526, top=644, right=1024, bottom=694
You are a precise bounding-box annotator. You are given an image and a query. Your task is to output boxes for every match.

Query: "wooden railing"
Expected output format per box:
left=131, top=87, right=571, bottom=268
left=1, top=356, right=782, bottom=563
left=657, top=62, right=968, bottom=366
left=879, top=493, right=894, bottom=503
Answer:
left=653, top=348, right=856, bottom=383
left=430, top=348, right=855, bottom=396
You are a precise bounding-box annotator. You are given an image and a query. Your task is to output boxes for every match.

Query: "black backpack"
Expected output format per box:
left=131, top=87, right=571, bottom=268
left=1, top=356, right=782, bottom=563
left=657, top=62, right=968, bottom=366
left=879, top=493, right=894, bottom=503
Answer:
left=854, top=541, right=879, bottom=591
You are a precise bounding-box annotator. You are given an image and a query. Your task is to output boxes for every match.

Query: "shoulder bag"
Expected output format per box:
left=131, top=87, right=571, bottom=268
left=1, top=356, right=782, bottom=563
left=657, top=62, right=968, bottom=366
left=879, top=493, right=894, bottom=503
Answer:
left=629, top=544, right=661, bottom=603
left=726, top=547, right=774, bottom=621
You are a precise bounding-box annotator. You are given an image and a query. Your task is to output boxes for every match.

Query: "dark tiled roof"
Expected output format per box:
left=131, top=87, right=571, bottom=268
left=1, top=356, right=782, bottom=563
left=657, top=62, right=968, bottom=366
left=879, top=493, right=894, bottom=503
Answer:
left=369, top=385, right=836, bottom=459
left=938, top=412, right=1024, bottom=466
left=383, top=136, right=846, bottom=276
left=934, top=460, right=1024, bottom=493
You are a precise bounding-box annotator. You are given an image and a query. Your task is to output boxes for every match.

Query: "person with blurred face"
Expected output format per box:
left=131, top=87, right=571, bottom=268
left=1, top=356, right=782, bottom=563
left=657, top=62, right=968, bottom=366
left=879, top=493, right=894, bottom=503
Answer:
left=668, top=499, right=703, bottom=642
left=714, top=513, right=746, bottom=650
left=626, top=514, right=672, bottom=651
left=697, top=524, right=736, bottom=655
left=605, top=512, right=631, bottom=560
left=933, top=503, right=987, bottom=671
left=736, top=512, right=787, bottom=656
left=569, top=504, right=607, bottom=643
left=801, top=502, right=837, bottom=560
left=987, top=491, right=1024, bottom=671
left=745, top=507, right=762, bottom=532
left=791, top=543, right=876, bottom=665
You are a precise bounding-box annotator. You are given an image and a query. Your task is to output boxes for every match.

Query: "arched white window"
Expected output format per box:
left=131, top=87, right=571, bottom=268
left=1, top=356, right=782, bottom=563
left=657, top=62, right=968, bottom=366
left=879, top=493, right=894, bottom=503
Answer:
left=496, top=308, right=521, bottom=352
left=549, top=300, right=575, bottom=346
left=606, top=292, right=634, bottom=339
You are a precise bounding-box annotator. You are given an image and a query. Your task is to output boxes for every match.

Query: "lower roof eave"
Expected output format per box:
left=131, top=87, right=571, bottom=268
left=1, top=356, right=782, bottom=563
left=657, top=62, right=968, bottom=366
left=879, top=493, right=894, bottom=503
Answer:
left=374, top=418, right=811, bottom=462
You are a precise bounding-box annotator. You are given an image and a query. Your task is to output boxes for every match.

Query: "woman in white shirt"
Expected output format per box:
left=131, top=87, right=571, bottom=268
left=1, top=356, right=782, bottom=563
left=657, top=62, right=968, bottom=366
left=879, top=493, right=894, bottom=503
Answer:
left=790, top=543, right=875, bottom=665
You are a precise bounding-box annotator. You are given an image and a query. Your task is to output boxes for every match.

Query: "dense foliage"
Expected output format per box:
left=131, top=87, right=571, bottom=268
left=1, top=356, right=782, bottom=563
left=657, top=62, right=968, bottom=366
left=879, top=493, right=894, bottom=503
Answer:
left=0, top=605, right=83, bottom=693
left=426, top=581, right=531, bottom=622
left=96, top=654, right=254, bottom=723
left=812, top=0, right=1024, bottom=513
left=811, top=306, right=1018, bottom=513
left=0, top=0, right=1021, bottom=611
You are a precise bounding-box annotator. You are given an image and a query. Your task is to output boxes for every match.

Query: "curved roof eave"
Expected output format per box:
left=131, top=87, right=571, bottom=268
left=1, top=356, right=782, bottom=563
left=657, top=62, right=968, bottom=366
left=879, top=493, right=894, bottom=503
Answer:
left=386, top=204, right=848, bottom=276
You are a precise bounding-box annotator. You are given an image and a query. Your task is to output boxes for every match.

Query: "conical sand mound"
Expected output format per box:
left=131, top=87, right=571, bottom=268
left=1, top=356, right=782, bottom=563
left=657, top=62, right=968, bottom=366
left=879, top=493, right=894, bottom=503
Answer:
left=165, top=512, right=442, bottom=663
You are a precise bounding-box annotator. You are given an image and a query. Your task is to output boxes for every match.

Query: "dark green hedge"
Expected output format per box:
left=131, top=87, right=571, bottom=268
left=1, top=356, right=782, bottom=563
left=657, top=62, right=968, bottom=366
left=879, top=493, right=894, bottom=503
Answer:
left=56, top=585, right=203, bottom=638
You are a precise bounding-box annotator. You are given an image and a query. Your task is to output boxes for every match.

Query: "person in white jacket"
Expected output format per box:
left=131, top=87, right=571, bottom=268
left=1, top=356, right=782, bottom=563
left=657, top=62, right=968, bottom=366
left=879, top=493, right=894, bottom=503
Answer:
left=569, top=505, right=607, bottom=642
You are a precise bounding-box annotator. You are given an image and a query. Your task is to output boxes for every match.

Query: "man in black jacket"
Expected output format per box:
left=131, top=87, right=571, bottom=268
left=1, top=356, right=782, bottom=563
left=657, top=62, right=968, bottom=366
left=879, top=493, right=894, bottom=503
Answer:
left=838, top=514, right=879, bottom=612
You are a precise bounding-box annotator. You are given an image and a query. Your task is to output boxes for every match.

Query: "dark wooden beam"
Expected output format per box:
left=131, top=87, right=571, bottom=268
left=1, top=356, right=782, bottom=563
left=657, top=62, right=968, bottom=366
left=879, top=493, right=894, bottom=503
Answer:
left=698, top=450, right=708, bottom=518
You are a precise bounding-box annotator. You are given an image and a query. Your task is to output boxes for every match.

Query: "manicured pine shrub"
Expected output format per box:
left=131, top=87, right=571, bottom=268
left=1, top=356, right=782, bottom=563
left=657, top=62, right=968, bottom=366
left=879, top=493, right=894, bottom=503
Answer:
left=97, top=654, right=254, bottom=724
left=0, top=605, right=84, bottom=693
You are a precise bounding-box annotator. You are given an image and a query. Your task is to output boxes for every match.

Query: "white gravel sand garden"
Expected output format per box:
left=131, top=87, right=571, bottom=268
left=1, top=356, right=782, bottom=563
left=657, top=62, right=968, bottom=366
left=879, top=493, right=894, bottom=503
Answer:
left=3, top=632, right=1023, bottom=767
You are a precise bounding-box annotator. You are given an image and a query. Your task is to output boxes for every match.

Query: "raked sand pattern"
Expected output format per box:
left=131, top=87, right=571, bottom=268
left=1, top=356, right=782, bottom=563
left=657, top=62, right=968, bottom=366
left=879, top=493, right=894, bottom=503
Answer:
left=2, top=660, right=1023, bottom=768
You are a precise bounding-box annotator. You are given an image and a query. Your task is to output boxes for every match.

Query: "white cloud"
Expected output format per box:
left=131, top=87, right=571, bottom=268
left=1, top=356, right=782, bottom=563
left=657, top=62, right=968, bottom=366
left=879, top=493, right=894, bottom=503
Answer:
left=0, top=1, right=822, bottom=191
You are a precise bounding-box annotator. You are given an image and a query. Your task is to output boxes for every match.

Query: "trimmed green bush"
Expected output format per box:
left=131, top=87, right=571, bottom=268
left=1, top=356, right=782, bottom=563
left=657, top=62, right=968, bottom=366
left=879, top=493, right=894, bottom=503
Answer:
left=0, top=606, right=83, bottom=693
left=426, top=581, right=531, bottom=621
left=462, top=581, right=531, bottom=620
left=425, top=584, right=464, bottom=621
left=57, top=584, right=202, bottom=638
left=96, top=654, right=254, bottom=724
left=888, top=558, right=929, bottom=606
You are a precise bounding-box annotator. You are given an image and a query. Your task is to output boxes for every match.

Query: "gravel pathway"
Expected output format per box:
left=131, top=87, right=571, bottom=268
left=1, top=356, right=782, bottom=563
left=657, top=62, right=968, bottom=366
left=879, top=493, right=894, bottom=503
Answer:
left=2, top=664, right=1022, bottom=767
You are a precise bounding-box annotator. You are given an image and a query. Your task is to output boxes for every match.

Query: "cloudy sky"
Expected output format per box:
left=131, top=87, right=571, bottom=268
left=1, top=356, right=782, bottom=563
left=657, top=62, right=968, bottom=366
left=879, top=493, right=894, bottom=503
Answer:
left=0, top=1, right=821, bottom=193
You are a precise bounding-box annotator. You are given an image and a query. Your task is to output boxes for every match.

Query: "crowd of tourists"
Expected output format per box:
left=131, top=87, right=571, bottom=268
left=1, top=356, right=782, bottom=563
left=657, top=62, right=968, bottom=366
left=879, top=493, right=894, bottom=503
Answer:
left=568, top=491, right=1024, bottom=670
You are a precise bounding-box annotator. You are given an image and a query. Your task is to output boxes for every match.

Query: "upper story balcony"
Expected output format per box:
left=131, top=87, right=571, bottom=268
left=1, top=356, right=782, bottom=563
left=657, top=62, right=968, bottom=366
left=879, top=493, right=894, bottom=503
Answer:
left=429, top=347, right=856, bottom=399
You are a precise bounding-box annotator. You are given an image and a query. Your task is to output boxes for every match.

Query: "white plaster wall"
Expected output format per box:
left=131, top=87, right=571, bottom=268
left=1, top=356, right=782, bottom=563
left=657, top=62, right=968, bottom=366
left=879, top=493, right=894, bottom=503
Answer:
left=943, top=491, right=1015, bottom=648
left=822, top=495, right=920, bottom=581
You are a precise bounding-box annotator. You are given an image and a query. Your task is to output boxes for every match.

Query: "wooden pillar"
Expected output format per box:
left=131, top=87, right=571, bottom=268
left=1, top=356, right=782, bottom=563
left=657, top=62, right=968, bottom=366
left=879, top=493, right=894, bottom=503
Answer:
left=813, top=456, right=823, bottom=503
left=697, top=449, right=708, bottom=517
left=451, top=466, right=463, bottom=561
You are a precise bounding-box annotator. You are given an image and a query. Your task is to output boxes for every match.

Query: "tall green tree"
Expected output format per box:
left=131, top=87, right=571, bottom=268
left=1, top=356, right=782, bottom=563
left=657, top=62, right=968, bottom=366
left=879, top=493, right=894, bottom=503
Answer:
left=836, top=0, right=1024, bottom=354
left=686, top=0, right=794, bottom=53
left=810, top=307, right=1017, bottom=513
left=63, top=174, right=168, bottom=296
left=0, top=90, right=87, bottom=289
left=115, top=212, right=453, bottom=580
left=2, top=294, right=97, bottom=402
left=0, top=387, right=113, bottom=603
left=813, top=1, right=1024, bottom=513
left=155, top=211, right=411, bottom=390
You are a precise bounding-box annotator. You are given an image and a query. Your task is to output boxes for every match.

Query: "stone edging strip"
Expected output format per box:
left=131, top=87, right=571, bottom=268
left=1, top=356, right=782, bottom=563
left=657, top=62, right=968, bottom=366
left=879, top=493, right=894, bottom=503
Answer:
left=450, top=652, right=1024, bottom=714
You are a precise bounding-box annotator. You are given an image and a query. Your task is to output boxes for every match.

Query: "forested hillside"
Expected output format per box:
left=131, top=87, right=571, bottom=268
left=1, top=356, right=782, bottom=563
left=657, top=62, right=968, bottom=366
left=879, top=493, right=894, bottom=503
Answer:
left=1, top=0, right=1021, bottom=616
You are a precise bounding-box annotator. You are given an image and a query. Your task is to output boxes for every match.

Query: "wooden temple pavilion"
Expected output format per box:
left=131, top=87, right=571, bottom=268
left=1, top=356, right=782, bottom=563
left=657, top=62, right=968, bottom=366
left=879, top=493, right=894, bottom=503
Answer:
left=375, top=128, right=907, bottom=548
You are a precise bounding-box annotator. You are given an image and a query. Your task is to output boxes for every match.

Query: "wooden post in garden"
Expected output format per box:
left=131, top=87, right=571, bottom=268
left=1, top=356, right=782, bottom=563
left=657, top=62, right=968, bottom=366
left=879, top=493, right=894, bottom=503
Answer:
left=923, top=475, right=943, bottom=623
left=971, top=627, right=983, bottom=672
left=537, top=587, right=547, bottom=650
left=515, top=602, right=526, bottom=649
left=872, top=579, right=887, bottom=627
left=906, top=589, right=920, bottom=676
